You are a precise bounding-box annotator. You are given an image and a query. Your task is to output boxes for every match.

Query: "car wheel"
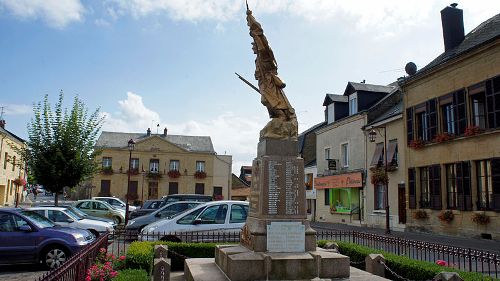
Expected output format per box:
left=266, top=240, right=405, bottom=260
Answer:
left=113, top=216, right=121, bottom=225
left=160, top=235, right=181, bottom=242
left=42, top=247, right=68, bottom=269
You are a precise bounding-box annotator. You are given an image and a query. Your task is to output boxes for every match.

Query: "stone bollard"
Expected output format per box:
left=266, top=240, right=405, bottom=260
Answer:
left=154, top=245, right=168, bottom=259
left=365, top=254, right=385, bottom=278
left=153, top=257, right=171, bottom=281
left=433, top=272, right=464, bottom=281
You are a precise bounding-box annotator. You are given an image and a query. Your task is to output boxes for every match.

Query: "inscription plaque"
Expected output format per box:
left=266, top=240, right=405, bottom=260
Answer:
left=266, top=222, right=305, bottom=252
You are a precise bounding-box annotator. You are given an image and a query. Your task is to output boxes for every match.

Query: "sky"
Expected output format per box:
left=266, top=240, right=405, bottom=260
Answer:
left=1, top=0, right=499, bottom=173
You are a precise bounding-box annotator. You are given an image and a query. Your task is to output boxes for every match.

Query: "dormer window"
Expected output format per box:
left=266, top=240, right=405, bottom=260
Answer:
left=349, top=94, right=358, bottom=115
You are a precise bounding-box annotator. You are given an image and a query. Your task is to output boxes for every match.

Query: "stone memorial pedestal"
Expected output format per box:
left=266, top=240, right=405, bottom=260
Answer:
left=185, top=139, right=350, bottom=280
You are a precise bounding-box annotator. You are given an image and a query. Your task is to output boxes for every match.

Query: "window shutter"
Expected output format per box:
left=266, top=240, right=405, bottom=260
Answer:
left=427, top=99, right=438, bottom=141
left=491, top=158, right=500, bottom=211
left=406, top=108, right=414, bottom=145
left=486, top=77, right=500, bottom=129
left=456, top=163, right=465, bottom=210
left=408, top=168, right=416, bottom=209
left=430, top=165, right=442, bottom=210
left=454, top=89, right=467, bottom=135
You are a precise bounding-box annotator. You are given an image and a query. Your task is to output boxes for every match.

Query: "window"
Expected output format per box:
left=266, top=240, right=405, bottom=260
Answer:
left=420, top=167, right=430, bottom=208
left=327, top=104, right=335, bottom=124
left=416, top=111, right=429, bottom=141
left=415, top=100, right=437, bottom=142
left=324, top=148, right=330, bottom=160
left=196, top=161, right=205, bottom=172
left=387, top=140, right=398, bottom=165
left=213, top=186, right=223, bottom=196
left=370, top=143, right=384, bottom=167
left=441, top=102, right=456, bottom=135
left=341, top=143, right=349, bottom=167
left=305, top=173, right=313, bottom=190
left=446, top=164, right=458, bottom=209
left=130, top=158, right=139, bottom=170
left=48, top=210, right=70, bottom=223
left=168, top=182, right=179, bottom=195
left=470, top=92, right=486, bottom=129
left=177, top=208, right=204, bottom=224
left=306, top=199, right=312, bottom=214
left=324, top=189, right=330, bottom=206
left=420, top=165, right=441, bottom=210
left=230, top=204, right=248, bottom=223
left=100, top=180, right=110, bottom=197
left=11, top=156, right=15, bottom=171
left=374, top=183, right=386, bottom=210
left=198, top=204, right=228, bottom=224
left=0, top=214, right=28, bottom=232
left=195, top=183, right=205, bottom=194
left=446, top=162, right=471, bottom=210
left=349, top=95, right=357, bottom=115
left=149, top=159, right=159, bottom=173
left=4, top=152, right=7, bottom=169
left=169, top=160, right=180, bottom=171
left=94, top=202, right=109, bottom=211
left=477, top=159, right=500, bottom=210
left=485, top=76, right=500, bottom=129
left=102, top=157, right=112, bottom=168
left=78, top=201, right=92, bottom=209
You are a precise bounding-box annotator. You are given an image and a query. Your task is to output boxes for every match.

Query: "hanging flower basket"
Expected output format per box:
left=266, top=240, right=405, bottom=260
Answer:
left=101, top=166, right=114, bottom=175
left=433, top=132, right=454, bottom=143
left=370, top=168, right=388, bottom=185
left=146, top=172, right=162, bottom=180
left=438, top=210, right=454, bottom=223
left=128, top=168, right=139, bottom=175
left=13, top=178, right=27, bottom=186
left=472, top=212, right=490, bottom=225
left=412, top=210, right=428, bottom=220
left=194, top=171, right=207, bottom=179
left=464, top=125, right=483, bottom=136
left=167, top=170, right=181, bottom=179
left=409, top=139, right=425, bottom=149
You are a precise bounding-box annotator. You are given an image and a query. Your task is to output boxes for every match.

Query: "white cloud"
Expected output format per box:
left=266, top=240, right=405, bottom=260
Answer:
left=0, top=0, right=84, bottom=28
left=0, top=103, right=32, bottom=115
left=102, top=92, right=264, bottom=173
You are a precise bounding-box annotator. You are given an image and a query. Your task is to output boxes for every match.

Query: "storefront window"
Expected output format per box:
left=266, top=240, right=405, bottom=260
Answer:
left=328, top=188, right=359, bottom=213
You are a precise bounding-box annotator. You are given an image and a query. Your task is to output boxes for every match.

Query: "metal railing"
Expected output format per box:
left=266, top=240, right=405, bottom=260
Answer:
left=36, top=233, right=109, bottom=281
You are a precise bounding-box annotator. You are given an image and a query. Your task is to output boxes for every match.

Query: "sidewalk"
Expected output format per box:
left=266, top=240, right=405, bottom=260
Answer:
left=311, top=221, right=500, bottom=254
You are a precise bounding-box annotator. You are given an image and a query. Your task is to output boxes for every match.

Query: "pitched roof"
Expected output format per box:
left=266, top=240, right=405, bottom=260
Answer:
left=0, top=126, right=25, bottom=144
left=232, top=174, right=250, bottom=188
left=96, top=131, right=215, bottom=153
left=344, top=82, right=395, bottom=96
left=297, top=121, right=327, bottom=153
left=323, top=94, right=348, bottom=106
left=404, top=13, right=500, bottom=84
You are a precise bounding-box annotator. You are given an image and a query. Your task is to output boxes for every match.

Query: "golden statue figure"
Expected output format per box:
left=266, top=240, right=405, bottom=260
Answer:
left=246, top=5, right=298, bottom=140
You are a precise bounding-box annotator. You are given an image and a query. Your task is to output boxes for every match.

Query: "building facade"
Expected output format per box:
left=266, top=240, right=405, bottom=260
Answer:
left=402, top=6, right=500, bottom=239
left=0, top=120, right=26, bottom=206
left=92, top=129, right=232, bottom=203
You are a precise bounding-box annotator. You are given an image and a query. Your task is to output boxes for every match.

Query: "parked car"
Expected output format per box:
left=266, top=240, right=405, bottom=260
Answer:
left=161, top=194, right=213, bottom=204
left=129, top=200, right=165, bottom=219
left=37, top=204, right=116, bottom=225
left=74, top=199, right=126, bottom=225
left=28, top=207, right=114, bottom=237
left=93, top=196, right=137, bottom=212
left=126, top=201, right=202, bottom=235
left=0, top=208, right=95, bottom=268
left=140, top=201, right=249, bottom=242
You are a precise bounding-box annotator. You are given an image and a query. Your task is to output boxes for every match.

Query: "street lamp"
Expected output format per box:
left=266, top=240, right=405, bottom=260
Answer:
left=368, top=127, right=391, bottom=234
left=125, top=138, right=135, bottom=225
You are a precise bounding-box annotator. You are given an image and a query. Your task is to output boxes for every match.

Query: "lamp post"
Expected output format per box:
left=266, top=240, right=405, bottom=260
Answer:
left=125, top=138, right=135, bottom=225
left=368, top=127, right=390, bottom=234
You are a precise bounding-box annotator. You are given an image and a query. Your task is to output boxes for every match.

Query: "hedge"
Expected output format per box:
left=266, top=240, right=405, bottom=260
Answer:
left=125, top=242, right=154, bottom=274
left=114, top=269, right=149, bottom=281
left=318, top=240, right=497, bottom=281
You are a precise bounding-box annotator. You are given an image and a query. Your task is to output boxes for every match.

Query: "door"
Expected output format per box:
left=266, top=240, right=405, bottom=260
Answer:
left=76, top=201, right=93, bottom=216
left=94, top=201, right=113, bottom=219
left=148, top=182, right=158, bottom=199
left=192, top=204, right=228, bottom=241
left=398, top=184, right=406, bottom=224
left=0, top=213, right=37, bottom=263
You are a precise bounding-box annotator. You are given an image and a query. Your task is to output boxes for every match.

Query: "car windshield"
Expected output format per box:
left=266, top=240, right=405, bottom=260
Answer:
left=20, top=210, right=56, bottom=228
left=64, top=208, right=83, bottom=220
left=67, top=206, right=87, bottom=217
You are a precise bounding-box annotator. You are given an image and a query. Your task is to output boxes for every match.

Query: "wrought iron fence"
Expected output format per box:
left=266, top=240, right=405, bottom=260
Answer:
left=36, top=233, right=108, bottom=281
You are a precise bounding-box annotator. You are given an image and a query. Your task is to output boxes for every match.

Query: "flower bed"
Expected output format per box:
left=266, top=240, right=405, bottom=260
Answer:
left=86, top=248, right=126, bottom=281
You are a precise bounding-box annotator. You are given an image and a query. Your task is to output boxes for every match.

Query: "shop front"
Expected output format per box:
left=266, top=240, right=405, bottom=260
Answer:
left=315, top=172, right=363, bottom=223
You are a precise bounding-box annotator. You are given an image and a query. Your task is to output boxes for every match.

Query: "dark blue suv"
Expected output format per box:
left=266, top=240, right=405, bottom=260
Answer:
left=0, top=208, right=95, bottom=268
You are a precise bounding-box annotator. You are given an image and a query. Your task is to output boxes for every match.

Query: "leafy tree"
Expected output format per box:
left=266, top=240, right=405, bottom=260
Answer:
left=20, top=92, right=103, bottom=205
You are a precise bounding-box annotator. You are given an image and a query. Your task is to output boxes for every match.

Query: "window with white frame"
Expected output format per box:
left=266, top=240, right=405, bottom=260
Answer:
left=324, top=148, right=330, bottom=160
left=349, top=95, right=358, bottom=115
left=341, top=143, right=349, bottom=167
left=196, top=161, right=205, bottom=172
left=169, top=160, right=179, bottom=171
left=102, top=157, right=112, bottom=168
left=149, top=159, right=159, bottom=173
left=131, top=158, right=139, bottom=170
left=327, top=104, right=335, bottom=124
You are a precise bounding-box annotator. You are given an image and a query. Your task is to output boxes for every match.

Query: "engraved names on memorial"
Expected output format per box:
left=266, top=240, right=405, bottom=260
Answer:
left=267, top=160, right=280, bottom=215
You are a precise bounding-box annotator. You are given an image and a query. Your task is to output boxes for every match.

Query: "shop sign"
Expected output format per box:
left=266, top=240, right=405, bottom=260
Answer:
left=314, top=172, right=363, bottom=189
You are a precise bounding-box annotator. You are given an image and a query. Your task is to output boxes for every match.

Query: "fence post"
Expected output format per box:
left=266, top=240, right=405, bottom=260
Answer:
left=468, top=248, right=472, bottom=272
left=153, top=258, right=171, bottom=281
left=154, top=245, right=168, bottom=259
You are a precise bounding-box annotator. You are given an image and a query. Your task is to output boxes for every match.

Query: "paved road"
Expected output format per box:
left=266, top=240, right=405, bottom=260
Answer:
left=0, top=264, right=47, bottom=281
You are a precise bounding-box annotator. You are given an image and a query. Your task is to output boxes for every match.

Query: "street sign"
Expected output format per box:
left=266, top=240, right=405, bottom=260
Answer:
left=328, top=159, right=337, bottom=171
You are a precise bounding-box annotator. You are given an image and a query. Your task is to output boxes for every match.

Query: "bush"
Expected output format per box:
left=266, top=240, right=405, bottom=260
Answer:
left=125, top=242, right=154, bottom=273
left=317, top=240, right=494, bottom=281
left=114, top=269, right=149, bottom=281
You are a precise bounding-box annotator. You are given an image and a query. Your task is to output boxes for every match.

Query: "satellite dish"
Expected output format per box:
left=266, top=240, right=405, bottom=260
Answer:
left=405, top=62, right=417, bottom=75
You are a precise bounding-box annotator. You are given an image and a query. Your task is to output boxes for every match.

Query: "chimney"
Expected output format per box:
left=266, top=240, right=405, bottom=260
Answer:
left=0, top=120, right=5, bottom=128
left=441, top=3, right=465, bottom=52
left=163, top=127, right=168, bottom=136
left=147, top=128, right=151, bottom=136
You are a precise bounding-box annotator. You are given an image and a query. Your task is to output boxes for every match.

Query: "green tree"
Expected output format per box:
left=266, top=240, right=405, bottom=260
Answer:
left=21, top=92, right=103, bottom=205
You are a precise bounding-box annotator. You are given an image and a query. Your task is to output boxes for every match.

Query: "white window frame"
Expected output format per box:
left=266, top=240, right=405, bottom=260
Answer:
left=349, top=94, right=358, bottom=115
left=196, top=161, right=205, bottom=172
left=131, top=158, right=139, bottom=169
left=327, top=103, right=335, bottom=124
left=102, top=157, right=112, bottom=168
left=324, top=147, right=331, bottom=160
left=340, top=142, right=349, bottom=168
left=169, top=160, right=180, bottom=171
left=149, top=159, right=159, bottom=173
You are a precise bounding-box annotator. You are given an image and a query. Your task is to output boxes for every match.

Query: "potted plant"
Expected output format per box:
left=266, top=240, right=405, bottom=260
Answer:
left=370, top=168, right=388, bottom=185
left=13, top=177, right=27, bottom=187
left=412, top=209, right=428, bottom=220
left=472, top=212, right=490, bottom=225
left=409, top=139, right=425, bottom=149
left=167, top=170, right=181, bottom=178
left=101, top=166, right=113, bottom=175
left=146, top=172, right=162, bottom=180
left=438, top=210, right=454, bottom=223
left=464, top=125, right=483, bottom=136
left=433, top=132, right=454, bottom=143
left=194, top=171, right=207, bottom=179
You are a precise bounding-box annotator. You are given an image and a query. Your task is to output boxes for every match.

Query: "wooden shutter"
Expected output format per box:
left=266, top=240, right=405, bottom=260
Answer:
left=455, top=162, right=471, bottom=211
left=491, top=158, right=500, bottom=211
left=430, top=165, right=442, bottom=210
left=168, top=182, right=179, bottom=195
left=454, top=89, right=467, bottom=135
left=408, top=168, right=416, bottom=209
left=427, top=99, right=438, bottom=141
left=406, top=108, right=414, bottom=145
left=486, top=77, right=500, bottom=129
left=100, top=180, right=111, bottom=196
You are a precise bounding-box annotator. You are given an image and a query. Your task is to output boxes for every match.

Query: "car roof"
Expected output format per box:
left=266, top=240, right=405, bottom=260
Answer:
left=165, top=194, right=212, bottom=198
left=28, top=206, right=67, bottom=211
left=77, top=199, right=113, bottom=206
left=0, top=208, right=23, bottom=214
